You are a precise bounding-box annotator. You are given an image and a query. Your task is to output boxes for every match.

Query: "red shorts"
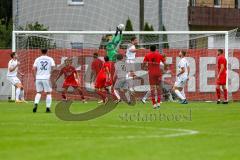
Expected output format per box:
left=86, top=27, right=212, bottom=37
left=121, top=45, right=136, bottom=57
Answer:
left=63, top=79, right=79, bottom=88
left=95, top=77, right=106, bottom=89
left=216, top=74, right=227, bottom=85
left=95, top=76, right=112, bottom=89
left=149, top=74, right=162, bottom=86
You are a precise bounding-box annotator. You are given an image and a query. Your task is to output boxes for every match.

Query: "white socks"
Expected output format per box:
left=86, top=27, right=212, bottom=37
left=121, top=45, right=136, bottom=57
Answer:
left=34, top=93, right=41, bottom=104
left=175, top=90, right=185, bottom=100
left=16, top=88, right=21, bottom=101
left=181, top=89, right=186, bottom=100
left=125, top=91, right=131, bottom=102
left=20, top=89, right=25, bottom=100
left=114, top=90, right=121, bottom=100
left=143, top=91, right=151, bottom=101
left=46, top=94, right=52, bottom=108
left=34, top=94, right=52, bottom=108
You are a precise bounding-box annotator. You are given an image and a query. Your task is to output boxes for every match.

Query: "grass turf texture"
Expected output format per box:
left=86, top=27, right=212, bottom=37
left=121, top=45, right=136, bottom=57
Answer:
left=0, top=101, right=240, bottom=160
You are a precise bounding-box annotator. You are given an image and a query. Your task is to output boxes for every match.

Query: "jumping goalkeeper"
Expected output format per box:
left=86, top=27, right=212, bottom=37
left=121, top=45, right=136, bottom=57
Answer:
left=106, top=27, right=123, bottom=62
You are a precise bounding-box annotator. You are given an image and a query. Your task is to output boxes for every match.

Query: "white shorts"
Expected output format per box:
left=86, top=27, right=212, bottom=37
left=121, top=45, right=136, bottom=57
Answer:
left=7, top=76, right=21, bottom=86
left=174, top=76, right=188, bottom=88
left=126, top=59, right=136, bottom=72
left=114, top=78, right=129, bottom=90
left=35, top=80, right=52, bottom=93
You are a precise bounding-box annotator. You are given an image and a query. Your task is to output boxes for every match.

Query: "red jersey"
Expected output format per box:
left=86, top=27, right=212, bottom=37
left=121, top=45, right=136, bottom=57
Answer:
left=217, top=55, right=227, bottom=76
left=98, top=62, right=112, bottom=77
left=143, top=51, right=165, bottom=75
left=91, top=58, right=103, bottom=74
left=95, top=62, right=112, bottom=88
left=60, top=66, right=77, bottom=81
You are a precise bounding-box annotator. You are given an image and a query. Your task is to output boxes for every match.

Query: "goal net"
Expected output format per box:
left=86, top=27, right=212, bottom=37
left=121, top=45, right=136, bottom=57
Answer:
left=13, top=30, right=238, bottom=101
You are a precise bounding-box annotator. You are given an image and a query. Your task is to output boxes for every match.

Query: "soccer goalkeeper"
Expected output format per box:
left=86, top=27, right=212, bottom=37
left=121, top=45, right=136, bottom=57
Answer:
left=106, top=27, right=123, bottom=62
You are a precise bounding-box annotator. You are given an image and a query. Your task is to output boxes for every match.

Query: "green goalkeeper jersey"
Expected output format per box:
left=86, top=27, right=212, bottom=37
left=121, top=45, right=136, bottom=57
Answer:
left=106, top=34, right=123, bottom=62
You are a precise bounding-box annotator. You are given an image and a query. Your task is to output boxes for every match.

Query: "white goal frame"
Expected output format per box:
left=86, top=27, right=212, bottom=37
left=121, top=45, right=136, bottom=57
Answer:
left=11, top=30, right=230, bottom=100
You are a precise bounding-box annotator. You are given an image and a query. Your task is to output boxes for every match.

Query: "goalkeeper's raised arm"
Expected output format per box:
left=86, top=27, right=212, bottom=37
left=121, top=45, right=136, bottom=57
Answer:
left=106, top=26, right=123, bottom=62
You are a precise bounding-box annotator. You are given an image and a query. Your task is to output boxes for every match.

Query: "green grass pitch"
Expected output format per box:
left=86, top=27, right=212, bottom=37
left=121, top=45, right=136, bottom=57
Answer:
left=0, top=101, right=240, bottom=160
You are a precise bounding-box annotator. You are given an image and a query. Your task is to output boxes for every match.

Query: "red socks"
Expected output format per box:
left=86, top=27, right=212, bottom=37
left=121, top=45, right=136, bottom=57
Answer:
left=216, top=88, right=228, bottom=101
left=96, top=90, right=107, bottom=102
left=224, top=89, right=228, bottom=101
left=216, top=88, right=221, bottom=100
left=62, top=93, right=67, bottom=100
left=157, top=88, right=161, bottom=104
left=151, top=89, right=156, bottom=105
left=78, top=89, right=85, bottom=100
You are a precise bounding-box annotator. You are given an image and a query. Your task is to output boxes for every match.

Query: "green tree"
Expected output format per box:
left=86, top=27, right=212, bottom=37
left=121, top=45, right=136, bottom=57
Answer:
left=19, top=22, right=56, bottom=49
left=21, top=22, right=48, bottom=31
left=142, top=22, right=150, bottom=48
left=122, top=17, right=135, bottom=49
left=162, top=25, right=169, bottom=49
left=125, top=18, right=134, bottom=31
left=142, top=23, right=159, bottom=49
left=0, top=0, right=12, bottom=28
left=0, top=0, right=12, bottom=48
left=0, top=20, right=12, bottom=48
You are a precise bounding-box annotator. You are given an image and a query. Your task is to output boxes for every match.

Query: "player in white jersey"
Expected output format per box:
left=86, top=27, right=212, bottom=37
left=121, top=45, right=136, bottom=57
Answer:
left=113, top=54, right=131, bottom=104
left=173, top=51, right=190, bottom=104
left=126, top=37, right=139, bottom=92
left=7, top=52, right=25, bottom=103
left=33, top=49, right=56, bottom=113
left=126, top=37, right=138, bottom=62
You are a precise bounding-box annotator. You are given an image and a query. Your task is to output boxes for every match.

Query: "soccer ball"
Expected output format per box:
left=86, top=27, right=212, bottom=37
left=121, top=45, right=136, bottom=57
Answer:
left=117, top=24, right=125, bottom=31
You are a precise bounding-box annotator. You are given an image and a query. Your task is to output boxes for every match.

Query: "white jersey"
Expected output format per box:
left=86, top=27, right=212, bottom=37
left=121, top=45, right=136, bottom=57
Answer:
left=177, top=57, right=189, bottom=79
left=126, top=44, right=136, bottom=60
left=7, top=59, right=18, bottom=77
left=33, top=56, right=55, bottom=80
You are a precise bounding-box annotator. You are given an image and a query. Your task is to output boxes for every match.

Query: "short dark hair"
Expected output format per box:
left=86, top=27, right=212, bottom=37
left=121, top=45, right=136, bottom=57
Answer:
left=93, top=52, right=99, bottom=58
left=104, top=56, right=109, bottom=62
left=131, top=37, right=137, bottom=42
left=218, top=49, right=224, bottom=54
left=181, top=51, right=187, bottom=56
left=150, top=45, right=157, bottom=52
left=10, top=52, right=16, bottom=58
left=41, top=49, right=48, bottom=54
left=116, top=54, right=123, bottom=60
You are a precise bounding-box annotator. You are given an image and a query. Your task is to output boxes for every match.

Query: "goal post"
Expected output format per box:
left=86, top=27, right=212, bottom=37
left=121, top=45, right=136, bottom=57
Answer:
left=11, top=30, right=235, bottom=101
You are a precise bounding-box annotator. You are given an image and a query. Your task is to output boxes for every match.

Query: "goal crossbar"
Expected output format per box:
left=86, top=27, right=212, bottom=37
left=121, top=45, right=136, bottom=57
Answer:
left=13, top=30, right=229, bottom=35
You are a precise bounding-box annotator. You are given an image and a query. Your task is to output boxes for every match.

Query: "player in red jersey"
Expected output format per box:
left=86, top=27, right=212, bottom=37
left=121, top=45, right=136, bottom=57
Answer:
left=143, top=45, right=167, bottom=109
left=216, top=49, right=228, bottom=104
left=90, top=53, right=103, bottom=85
left=54, top=58, right=86, bottom=103
left=95, top=56, right=113, bottom=104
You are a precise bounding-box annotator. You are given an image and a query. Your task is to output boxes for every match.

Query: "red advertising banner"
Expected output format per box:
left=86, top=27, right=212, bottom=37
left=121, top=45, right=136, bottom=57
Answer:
left=1, top=49, right=240, bottom=101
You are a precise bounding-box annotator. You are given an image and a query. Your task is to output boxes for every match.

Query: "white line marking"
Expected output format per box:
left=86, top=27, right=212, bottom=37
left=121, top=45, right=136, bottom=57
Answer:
left=90, top=125, right=199, bottom=139
left=0, top=122, right=199, bottom=139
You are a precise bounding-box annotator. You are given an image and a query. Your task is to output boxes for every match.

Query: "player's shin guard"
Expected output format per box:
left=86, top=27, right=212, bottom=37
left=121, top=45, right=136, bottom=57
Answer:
left=16, top=88, right=21, bottom=101
left=34, top=93, right=41, bottom=104
left=216, top=88, right=221, bottom=100
left=46, top=94, right=52, bottom=108
left=223, top=89, right=228, bottom=101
